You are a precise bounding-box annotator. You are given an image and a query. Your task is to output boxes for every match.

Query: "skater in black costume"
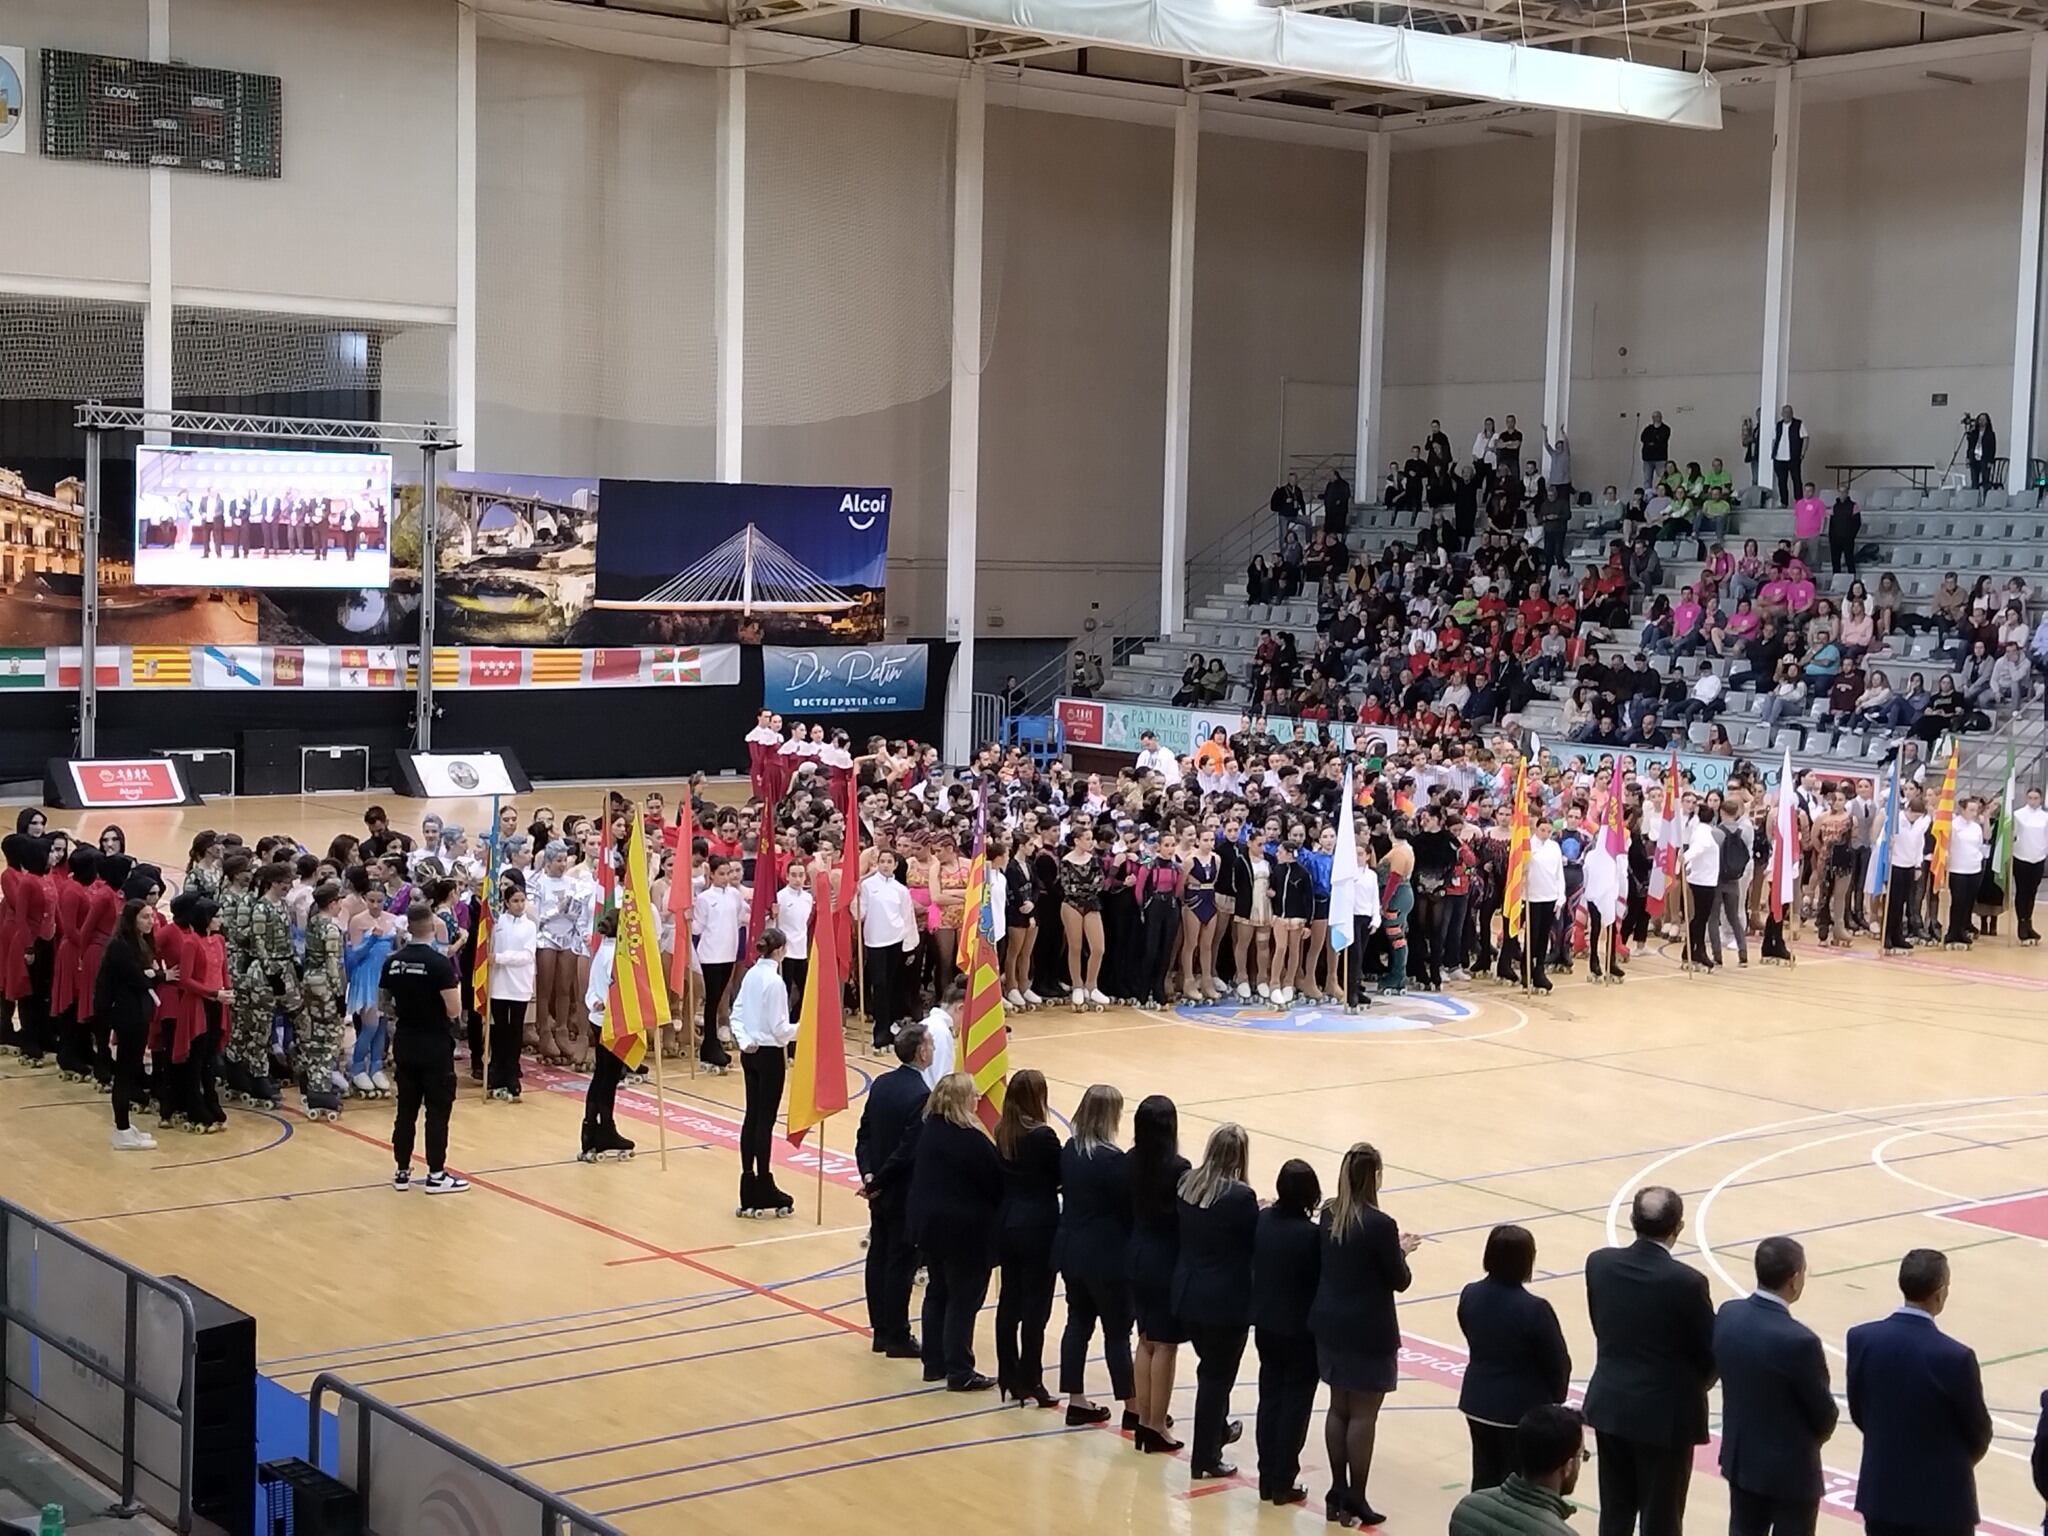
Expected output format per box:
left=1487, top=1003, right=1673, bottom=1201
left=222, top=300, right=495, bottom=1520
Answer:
left=578, top=908, right=639, bottom=1163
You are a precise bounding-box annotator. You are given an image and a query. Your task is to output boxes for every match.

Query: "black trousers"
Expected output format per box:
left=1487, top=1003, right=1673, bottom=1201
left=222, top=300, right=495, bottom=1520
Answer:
left=782, top=955, right=808, bottom=1021
left=1884, top=869, right=1918, bottom=949
left=1594, top=1433, right=1693, bottom=1536
left=1728, top=1484, right=1819, bottom=1536
left=920, top=1249, right=992, bottom=1385
left=2016, top=857, right=2044, bottom=938
left=1186, top=1321, right=1248, bottom=1473
left=110, top=1021, right=147, bottom=1132
left=585, top=1042, right=626, bottom=1133
left=1527, top=899, right=1556, bottom=986
left=739, top=1046, right=787, bottom=1209
left=994, top=1228, right=1056, bottom=1392
left=1412, top=889, right=1444, bottom=988
left=487, top=998, right=524, bottom=1092
left=1255, top=1329, right=1318, bottom=1497
left=1467, top=1418, right=1518, bottom=1491
left=862, top=945, right=901, bottom=1045
left=864, top=1202, right=918, bottom=1348
left=1944, top=870, right=1982, bottom=943
left=1059, top=1268, right=1134, bottom=1400
left=182, top=1019, right=225, bottom=1126
left=393, top=1059, right=456, bottom=1173
left=1773, top=459, right=1800, bottom=507
left=1687, top=882, right=1721, bottom=963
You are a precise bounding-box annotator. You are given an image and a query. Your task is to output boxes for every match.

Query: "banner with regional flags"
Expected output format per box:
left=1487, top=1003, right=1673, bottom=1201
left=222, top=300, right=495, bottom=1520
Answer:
left=0, top=643, right=741, bottom=692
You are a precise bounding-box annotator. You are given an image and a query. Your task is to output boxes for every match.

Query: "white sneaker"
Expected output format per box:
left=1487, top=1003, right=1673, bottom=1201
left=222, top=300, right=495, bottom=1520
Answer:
left=423, top=1171, right=470, bottom=1194
left=1089, top=989, right=1111, bottom=1006
left=112, top=1126, right=157, bottom=1151
left=1023, top=989, right=1043, bottom=1006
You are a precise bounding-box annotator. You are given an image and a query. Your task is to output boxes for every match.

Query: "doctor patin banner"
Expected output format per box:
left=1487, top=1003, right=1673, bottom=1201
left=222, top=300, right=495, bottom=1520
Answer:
left=764, top=643, right=928, bottom=713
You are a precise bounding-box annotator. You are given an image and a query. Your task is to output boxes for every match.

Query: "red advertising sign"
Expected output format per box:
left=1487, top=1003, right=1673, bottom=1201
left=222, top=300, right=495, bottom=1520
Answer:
left=67, top=759, right=187, bottom=807
left=1056, top=697, right=1105, bottom=746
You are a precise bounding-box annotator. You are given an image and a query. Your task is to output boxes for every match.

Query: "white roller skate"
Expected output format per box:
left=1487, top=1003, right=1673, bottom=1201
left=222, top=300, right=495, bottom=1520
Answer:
left=371, top=1069, right=394, bottom=1096
left=1255, top=982, right=1271, bottom=1000
left=1022, top=989, right=1044, bottom=1009
left=1235, top=982, right=1251, bottom=1001
left=1004, top=989, right=1026, bottom=1011
left=489, top=1086, right=519, bottom=1102
left=1070, top=986, right=1088, bottom=1010
left=1088, top=989, right=1111, bottom=1011
left=350, top=1071, right=383, bottom=1099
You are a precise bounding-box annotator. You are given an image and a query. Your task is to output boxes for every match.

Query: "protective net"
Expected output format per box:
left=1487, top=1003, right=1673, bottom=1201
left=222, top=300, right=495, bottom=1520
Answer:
left=171, top=306, right=450, bottom=416
left=0, top=296, right=146, bottom=402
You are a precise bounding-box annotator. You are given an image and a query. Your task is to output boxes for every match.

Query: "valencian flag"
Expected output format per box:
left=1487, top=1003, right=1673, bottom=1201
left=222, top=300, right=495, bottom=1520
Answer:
left=602, top=813, right=667, bottom=1073
left=1502, top=758, right=1531, bottom=938
left=785, top=879, right=849, bottom=1147
left=667, top=794, right=695, bottom=994
left=1929, top=741, right=1961, bottom=886
left=471, top=846, right=494, bottom=1014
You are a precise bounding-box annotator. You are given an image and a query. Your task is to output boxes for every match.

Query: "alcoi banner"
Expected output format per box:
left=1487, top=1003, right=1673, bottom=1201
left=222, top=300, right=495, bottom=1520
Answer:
left=764, top=643, right=928, bottom=713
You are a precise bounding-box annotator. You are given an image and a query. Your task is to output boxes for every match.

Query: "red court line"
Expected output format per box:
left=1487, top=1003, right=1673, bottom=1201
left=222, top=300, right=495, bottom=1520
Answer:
left=321, top=1120, right=871, bottom=1339
left=604, top=1243, right=738, bottom=1268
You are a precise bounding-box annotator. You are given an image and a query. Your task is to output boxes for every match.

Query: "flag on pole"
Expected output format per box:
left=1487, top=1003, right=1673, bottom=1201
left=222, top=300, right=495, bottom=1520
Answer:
left=785, top=897, right=849, bottom=1147
left=960, top=807, right=1012, bottom=1130
left=834, top=772, right=861, bottom=971
left=1770, top=746, right=1798, bottom=921
left=1647, top=748, right=1683, bottom=916
left=1502, top=758, right=1532, bottom=937
left=1929, top=743, right=1960, bottom=886
left=958, top=786, right=990, bottom=976
left=1993, top=732, right=2018, bottom=892
left=470, top=845, right=494, bottom=1014
left=1865, top=752, right=1901, bottom=900
left=1583, top=757, right=1626, bottom=925
left=1330, top=767, right=1362, bottom=953
left=666, top=795, right=695, bottom=994
left=592, top=842, right=617, bottom=957
left=749, top=840, right=781, bottom=951
left=601, top=814, right=668, bottom=1073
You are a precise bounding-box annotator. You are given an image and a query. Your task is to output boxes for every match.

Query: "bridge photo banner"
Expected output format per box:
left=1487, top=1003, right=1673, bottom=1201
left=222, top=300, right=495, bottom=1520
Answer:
left=764, top=643, right=928, bottom=714
left=593, top=481, right=890, bottom=645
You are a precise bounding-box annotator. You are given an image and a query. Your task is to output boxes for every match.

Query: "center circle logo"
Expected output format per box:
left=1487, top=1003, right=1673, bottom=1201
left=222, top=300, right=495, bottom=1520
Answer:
left=1175, top=993, right=1476, bottom=1034
left=447, top=760, right=480, bottom=790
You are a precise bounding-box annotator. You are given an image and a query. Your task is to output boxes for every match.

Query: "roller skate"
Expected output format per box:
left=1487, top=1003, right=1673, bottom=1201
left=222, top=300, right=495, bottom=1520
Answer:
left=158, top=1105, right=184, bottom=1134
left=580, top=1119, right=635, bottom=1162
left=372, top=1069, right=394, bottom=1096
left=239, top=1074, right=282, bottom=1110
left=489, top=1085, right=520, bottom=1102
left=350, top=1071, right=386, bottom=1100
left=1022, top=989, right=1044, bottom=1009
left=1070, top=986, right=1087, bottom=1011
left=18, top=1051, right=46, bottom=1070
left=1004, top=989, right=1027, bottom=1011
left=58, top=1066, right=92, bottom=1084
left=2021, top=929, right=2042, bottom=947
left=1087, top=989, right=1110, bottom=1011
left=299, top=1083, right=341, bottom=1122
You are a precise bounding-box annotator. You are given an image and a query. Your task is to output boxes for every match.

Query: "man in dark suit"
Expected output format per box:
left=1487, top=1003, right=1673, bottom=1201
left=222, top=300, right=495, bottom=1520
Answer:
left=854, top=1023, right=931, bottom=1358
left=1582, top=1185, right=1717, bottom=1536
left=2032, top=1388, right=2047, bottom=1534
left=1714, top=1236, right=1837, bottom=1536
left=1847, top=1249, right=1993, bottom=1536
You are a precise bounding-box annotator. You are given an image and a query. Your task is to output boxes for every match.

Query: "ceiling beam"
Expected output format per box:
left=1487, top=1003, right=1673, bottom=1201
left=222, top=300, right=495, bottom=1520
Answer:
left=1854, top=0, right=2043, bottom=27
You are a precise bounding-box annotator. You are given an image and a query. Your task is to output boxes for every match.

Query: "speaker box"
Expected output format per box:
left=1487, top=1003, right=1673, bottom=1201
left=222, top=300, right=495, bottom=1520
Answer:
left=164, top=748, right=236, bottom=799
left=158, top=1275, right=255, bottom=1536
left=238, top=729, right=301, bottom=797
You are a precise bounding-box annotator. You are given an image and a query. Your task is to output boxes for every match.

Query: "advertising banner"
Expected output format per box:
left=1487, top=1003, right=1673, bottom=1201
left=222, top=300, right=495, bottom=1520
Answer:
left=66, top=759, right=191, bottom=807
left=764, top=643, right=928, bottom=714
left=1054, top=699, right=1396, bottom=758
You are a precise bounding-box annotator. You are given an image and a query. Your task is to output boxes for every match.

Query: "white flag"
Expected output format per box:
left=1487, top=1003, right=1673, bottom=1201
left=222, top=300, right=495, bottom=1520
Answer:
left=1330, top=767, right=1361, bottom=953
left=1583, top=844, right=1621, bottom=924
left=1775, top=745, right=1799, bottom=912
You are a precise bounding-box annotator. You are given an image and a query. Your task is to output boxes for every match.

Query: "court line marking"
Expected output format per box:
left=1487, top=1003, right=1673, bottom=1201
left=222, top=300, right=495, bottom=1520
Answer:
left=603, top=1223, right=870, bottom=1266
left=1868, top=1121, right=2048, bottom=1204
left=319, top=1119, right=875, bottom=1339
left=355, top=1305, right=804, bottom=1389
left=392, top=1327, right=842, bottom=1411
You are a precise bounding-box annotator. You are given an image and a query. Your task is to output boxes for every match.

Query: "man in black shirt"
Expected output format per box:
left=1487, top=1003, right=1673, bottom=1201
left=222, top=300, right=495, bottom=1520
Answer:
left=1641, top=410, right=1672, bottom=492
left=379, top=903, right=468, bottom=1193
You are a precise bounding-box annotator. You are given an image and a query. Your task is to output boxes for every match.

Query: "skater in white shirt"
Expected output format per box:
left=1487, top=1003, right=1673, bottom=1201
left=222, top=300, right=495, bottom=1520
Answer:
left=775, top=859, right=815, bottom=1016
left=486, top=884, right=537, bottom=1101
left=693, top=855, right=744, bottom=1072
left=730, top=928, right=799, bottom=1216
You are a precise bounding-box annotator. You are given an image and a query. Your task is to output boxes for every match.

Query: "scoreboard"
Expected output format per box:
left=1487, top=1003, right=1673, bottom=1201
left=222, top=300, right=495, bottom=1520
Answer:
left=40, top=48, right=280, bottom=178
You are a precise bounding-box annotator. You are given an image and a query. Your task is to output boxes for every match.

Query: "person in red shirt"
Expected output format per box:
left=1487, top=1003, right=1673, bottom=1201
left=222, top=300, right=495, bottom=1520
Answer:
left=171, top=893, right=231, bottom=1132
left=1519, top=592, right=1551, bottom=630
left=78, top=855, right=132, bottom=1089
left=2, top=830, right=57, bottom=1065
left=50, top=846, right=98, bottom=1079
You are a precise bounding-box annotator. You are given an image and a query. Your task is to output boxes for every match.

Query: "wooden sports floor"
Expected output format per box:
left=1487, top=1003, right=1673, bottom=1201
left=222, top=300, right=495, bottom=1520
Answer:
left=6, top=787, right=2048, bottom=1536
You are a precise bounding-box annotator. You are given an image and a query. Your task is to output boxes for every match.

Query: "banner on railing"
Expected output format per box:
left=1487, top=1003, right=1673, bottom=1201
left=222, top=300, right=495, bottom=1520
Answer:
left=764, top=643, right=927, bottom=713
left=1056, top=699, right=1396, bottom=758
left=0, top=644, right=741, bottom=691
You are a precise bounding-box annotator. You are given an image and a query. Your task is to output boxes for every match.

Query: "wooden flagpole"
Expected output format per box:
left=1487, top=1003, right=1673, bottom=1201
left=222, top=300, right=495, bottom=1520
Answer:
left=816, top=1114, right=827, bottom=1225
left=650, top=1009, right=669, bottom=1169
left=480, top=794, right=498, bottom=1097
left=1520, top=899, right=1532, bottom=994
left=682, top=912, right=697, bottom=1081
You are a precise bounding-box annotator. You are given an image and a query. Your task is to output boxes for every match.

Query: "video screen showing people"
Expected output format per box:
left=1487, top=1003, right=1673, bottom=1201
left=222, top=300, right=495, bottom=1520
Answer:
left=133, top=446, right=392, bottom=589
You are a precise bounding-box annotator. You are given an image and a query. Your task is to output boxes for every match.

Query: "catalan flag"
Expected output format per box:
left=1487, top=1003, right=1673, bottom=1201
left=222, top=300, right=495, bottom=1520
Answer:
left=785, top=884, right=849, bottom=1147
left=960, top=808, right=1011, bottom=1131
left=131, top=646, right=192, bottom=686
left=404, top=648, right=460, bottom=687
left=1929, top=742, right=1960, bottom=886
left=530, top=649, right=587, bottom=686
left=471, top=845, right=494, bottom=1014
left=601, top=813, right=667, bottom=1073
left=1502, top=757, right=1531, bottom=938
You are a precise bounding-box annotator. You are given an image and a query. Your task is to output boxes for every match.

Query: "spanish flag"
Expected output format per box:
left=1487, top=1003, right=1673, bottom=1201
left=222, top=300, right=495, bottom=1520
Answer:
left=601, top=814, right=667, bottom=1073
left=1502, top=757, right=1531, bottom=937
left=785, top=889, right=848, bottom=1147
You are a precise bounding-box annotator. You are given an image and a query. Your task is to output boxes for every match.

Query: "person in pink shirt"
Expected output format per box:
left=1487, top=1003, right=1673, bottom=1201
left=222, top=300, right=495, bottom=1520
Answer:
left=1793, top=481, right=1828, bottom=568
left=1726, top=598, right=1762, bottom=639
left=1671, top=585, right=1703, bottom=638
left=1787, top=574, right=1817, bottom=616
left=1759, top=576, right=1792, bottom=623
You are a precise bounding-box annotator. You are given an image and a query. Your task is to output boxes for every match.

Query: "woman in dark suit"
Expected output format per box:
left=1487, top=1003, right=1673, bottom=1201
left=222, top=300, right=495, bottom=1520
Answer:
left=96, top=899, right=174, bottom=1152
left=1308, top=1142, right=1419, bottom=1528
left=1126, top=1094, right=1190, bottom=1452
left=1456, top=1223, right=1571, bottom=1490
left=1252, top=1158, right=1323, bottom=1506
left=906, top=1072, right=1004, bottom=1391
left=1056, top=1084, right=1134, bottom=1428
left=1172, top=1123, right=1257, bottom=1480
left=993, top=1069, right=1062, bottom=1407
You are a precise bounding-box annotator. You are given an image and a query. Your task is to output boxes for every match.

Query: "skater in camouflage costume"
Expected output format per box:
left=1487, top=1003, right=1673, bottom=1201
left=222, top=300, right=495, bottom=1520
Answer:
left=295, top=882, right=347, bottom=1119
left=230, top=862, right=301, bottom=1108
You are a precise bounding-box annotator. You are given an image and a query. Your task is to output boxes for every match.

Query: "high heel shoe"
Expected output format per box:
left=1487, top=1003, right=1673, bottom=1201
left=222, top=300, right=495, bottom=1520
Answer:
left=1122, top=1409, right=1175, bottom=1433
left=1013, top=1383, right=1057, bottom=1409
left=1190, top=1460, right=1237, bottom=1480
left=1065, top=1403, right=1111, bottom=1427
left=1134, top=1425, right=1184, bottom=1454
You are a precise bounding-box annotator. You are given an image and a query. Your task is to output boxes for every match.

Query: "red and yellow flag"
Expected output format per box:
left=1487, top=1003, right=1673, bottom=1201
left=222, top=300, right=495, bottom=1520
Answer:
left=1502, top=757, right=1531, bottom=937
left=470, top=847, right=493, bottom=1014
left=666, top=795, right=695, bottom=994
left=601, top=814, right=667, bottom=1073
left=785, top=894, right=849, bottom=1147
left=960, top=846, right=1011, bottom=1130
left=1929, top=743, right=1960, bottom=885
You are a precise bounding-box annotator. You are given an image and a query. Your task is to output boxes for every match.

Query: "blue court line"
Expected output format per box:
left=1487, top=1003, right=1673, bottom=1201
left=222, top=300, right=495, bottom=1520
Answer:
left=561, top=1399, right=1021, bottom=1497
left=594, top=1424, right=1078, bottom=1515
left=269, top=1260, right=865, bottom=1378
left=394, top=1328, right=843, bottom=1411
left=157, top=1110, right=295, bottom=1168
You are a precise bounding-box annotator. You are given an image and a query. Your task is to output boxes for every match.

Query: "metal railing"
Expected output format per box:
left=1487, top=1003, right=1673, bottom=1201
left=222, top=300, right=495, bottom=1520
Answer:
left=1012, top=451, right=1357, bottom=716
left=971, top=690, right=1008, bottom=749
left=0, top=1197, right=199, bottom=1532
left=309, top=1374, right=624, bottom=1536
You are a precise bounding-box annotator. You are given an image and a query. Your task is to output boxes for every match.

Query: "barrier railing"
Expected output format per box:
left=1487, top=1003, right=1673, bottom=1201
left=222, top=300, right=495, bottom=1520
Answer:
left=971, top=690, right=1008, bottom=750
left=0, top=1197, right=198, bottom=1532
left=309, top=1374, right=624, bottom=1536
